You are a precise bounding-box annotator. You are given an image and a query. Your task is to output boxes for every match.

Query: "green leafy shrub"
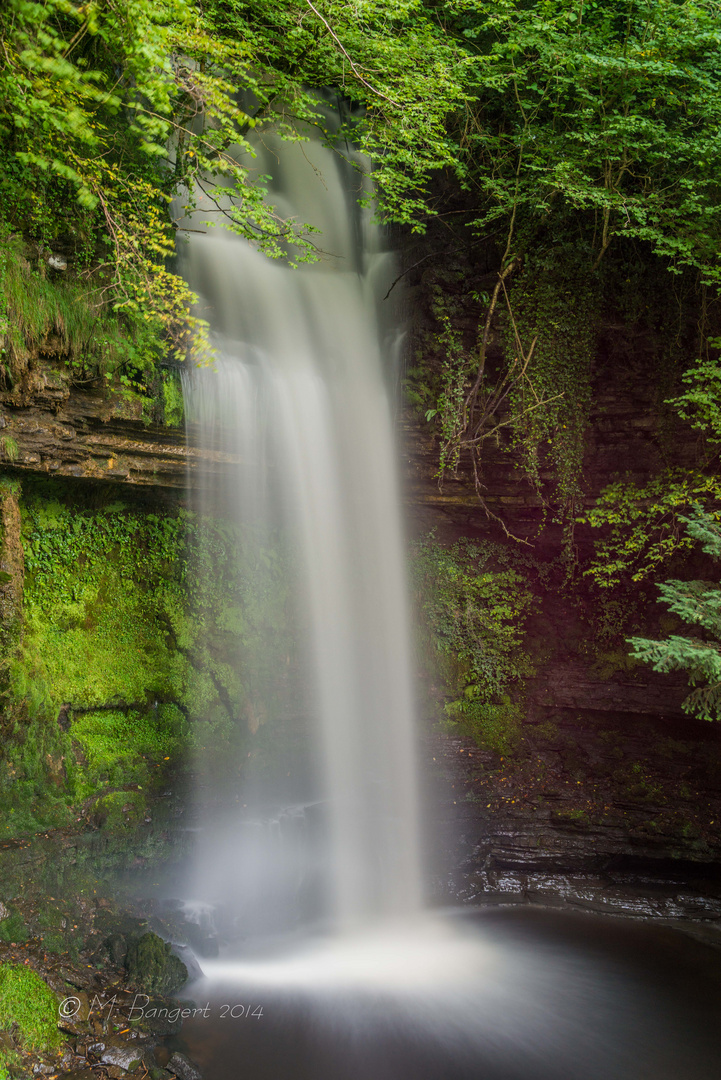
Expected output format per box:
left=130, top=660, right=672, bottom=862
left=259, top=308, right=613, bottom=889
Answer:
left=667, top=342, right=721, bottom=443
left=411, top=536, right=536, bottom=752
left=580, top=471, right=721, bottom=588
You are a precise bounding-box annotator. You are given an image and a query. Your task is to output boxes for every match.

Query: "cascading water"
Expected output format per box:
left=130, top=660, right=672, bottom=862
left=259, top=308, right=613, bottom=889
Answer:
left=171, top=119, right=721, bottom=1080
left=180, top=121, right=421, bottom=929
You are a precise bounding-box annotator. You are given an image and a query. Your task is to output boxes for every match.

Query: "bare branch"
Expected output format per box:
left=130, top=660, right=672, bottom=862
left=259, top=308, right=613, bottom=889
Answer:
left=305, top=0, right=400, bottom=107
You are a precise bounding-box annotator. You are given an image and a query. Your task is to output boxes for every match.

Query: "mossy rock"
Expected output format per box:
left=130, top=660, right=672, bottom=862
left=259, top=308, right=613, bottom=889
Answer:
left=125, top=932, right=187, bottom=995
left=93, top=790, right=146, bottom=831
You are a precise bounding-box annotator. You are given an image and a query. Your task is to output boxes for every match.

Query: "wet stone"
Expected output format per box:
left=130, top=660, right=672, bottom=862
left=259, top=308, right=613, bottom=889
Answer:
left=167, top=1051, right=203, bottom=1080
left=98, top=1037, right=144, bottom=1070
left=125, top=932, right=187, bottom=996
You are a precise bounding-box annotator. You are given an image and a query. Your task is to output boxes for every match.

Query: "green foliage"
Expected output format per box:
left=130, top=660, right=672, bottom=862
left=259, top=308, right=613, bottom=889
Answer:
left=424, top=314, right=474, bottom=480
left=581, top=471, right=721, bottom=587
left=205, top=0, right=469, bottom=229
left=0, top=0, right=470, bottom=385
left=411, top=535, right=535, bottom=751
left=3, top=0, right=721, bottom=399
left=629, top=506, right=721, bottom=721
left=162, top=371, right=185, bottom=427
left=0, top=964, right=61, bottom=1054
left=455, top=0, right=721, bottom=286
left=669, top=343, right=721, bottom=443
left=0, top=234, right=157, bottom=383
left=412, top=1, right=721, bottom=540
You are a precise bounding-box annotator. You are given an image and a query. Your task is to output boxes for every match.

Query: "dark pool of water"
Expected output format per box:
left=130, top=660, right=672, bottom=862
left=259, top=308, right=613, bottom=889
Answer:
left=175, top=907, right=721, bottom=1080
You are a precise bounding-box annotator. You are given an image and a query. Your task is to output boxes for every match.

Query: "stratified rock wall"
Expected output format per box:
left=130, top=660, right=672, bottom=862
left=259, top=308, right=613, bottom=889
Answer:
left=0, top=370, right=231, bottom=488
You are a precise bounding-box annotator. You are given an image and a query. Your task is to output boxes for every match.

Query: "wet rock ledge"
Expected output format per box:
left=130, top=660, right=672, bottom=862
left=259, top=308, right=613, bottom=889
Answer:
left=0, top=371, right=232, bottom=489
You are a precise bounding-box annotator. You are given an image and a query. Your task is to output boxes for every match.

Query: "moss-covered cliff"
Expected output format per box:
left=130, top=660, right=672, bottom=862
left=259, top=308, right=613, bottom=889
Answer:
left=0, top=477, right=303, bottom=834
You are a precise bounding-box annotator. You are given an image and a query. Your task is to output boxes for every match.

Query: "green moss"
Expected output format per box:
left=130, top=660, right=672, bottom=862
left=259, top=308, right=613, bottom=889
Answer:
left=534, top=720, right=561, bottom=743
left=0, top=963, right=61, bottom=1054
left=0, top=912, right=28, bottom=945
left=125, top=932, right=187, bottom=995
left=162, top=371, right=185, bottom=427
left=591, top=647, right=640, bottom=681
left=0, top=482, right=298, bottom=831
left=446, top=698, right=522, bottom=756
left=70, top=706, right=187, bottom=799
left=93, top=790, right=147, bottom=831
left=556, top=808, right=591, bottom=826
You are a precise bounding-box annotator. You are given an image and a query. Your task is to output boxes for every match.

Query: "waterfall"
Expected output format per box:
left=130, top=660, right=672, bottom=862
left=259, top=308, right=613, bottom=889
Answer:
left=180, top=122, right=422, bottom=929
left=171, top=118, right=721, bottom=1080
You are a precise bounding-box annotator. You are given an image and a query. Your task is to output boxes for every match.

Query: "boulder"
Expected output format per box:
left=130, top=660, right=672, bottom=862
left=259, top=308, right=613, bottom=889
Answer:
left=125, top=932, right=188, bottom=995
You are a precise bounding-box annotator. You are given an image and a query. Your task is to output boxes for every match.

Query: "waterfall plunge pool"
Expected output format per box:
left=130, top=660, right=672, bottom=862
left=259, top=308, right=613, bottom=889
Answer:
left=172, top=906, right=721, bottom=1080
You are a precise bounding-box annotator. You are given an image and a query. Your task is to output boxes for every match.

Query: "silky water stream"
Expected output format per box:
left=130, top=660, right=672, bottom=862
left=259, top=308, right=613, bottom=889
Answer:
left=173, top=124, right=721, bottom=1079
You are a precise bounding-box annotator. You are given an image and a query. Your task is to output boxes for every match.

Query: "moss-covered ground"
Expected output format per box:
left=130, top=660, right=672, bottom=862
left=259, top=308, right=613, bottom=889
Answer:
left=0, top=962, right=60, bottom=1075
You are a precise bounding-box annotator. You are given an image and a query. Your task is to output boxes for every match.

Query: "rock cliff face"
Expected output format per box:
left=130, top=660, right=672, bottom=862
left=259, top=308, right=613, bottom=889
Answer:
left=401, top=345, right=701, bottom=724
left=3, top=351, right=721, bottom=902
left=402, top=358, right=700, bottom=546
left=401, top=339, right=721, bottom=899
left=0, top=367, right=231, bottom=488
left=0, top=352, right=704, bottom=736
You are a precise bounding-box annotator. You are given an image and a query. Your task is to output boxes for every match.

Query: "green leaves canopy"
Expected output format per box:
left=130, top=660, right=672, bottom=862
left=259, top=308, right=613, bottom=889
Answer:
left=3, top=0, right=721, bottom=368
left=452, top=0, right=721, bottom=282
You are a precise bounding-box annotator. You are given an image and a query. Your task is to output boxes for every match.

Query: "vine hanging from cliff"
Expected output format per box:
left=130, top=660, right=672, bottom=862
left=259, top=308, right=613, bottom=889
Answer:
left=502, top=256, right=599, bottom=523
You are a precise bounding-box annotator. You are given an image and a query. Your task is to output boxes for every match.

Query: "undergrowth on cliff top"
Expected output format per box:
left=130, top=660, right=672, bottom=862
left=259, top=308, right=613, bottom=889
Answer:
left=0, top=231, right=164, bottom=392
left=411, top=535, right=538, bottom=755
